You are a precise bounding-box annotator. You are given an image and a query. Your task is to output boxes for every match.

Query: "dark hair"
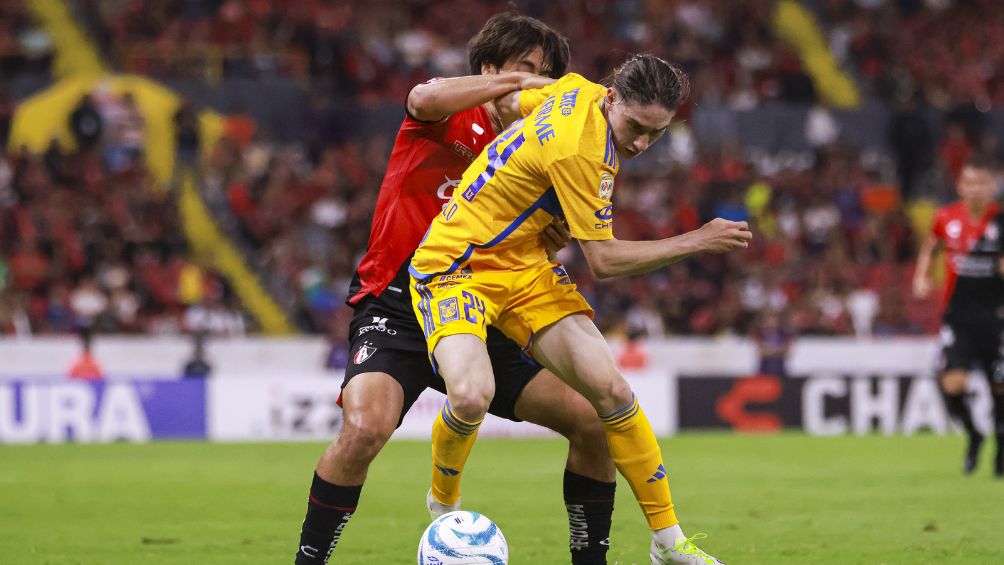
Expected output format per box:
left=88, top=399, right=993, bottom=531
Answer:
left=963, top=152, right=998, bottom=172
left=468, top=12, right=569, bottom=79
left=610, top=54, right=690, bottom=111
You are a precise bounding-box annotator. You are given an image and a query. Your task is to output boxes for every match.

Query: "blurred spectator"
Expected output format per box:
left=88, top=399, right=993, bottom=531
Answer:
left=887, top=93, right=933, bottom=199
left=69, top=94, right=104, bottom=152
left=174, top=100, right=201, bottom=166
left=68, top=327, right=104, bottom=380
left=181, top=331, right=213, bottom=378
left=5, top=0, right=1001, bottom=343
left=752, top=311, right=792, bottom=378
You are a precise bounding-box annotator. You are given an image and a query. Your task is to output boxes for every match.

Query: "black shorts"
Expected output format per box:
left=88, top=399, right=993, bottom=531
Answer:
left=341, top=296, right=542, bottom=426
left=939, top=314, right=1004, bottom=384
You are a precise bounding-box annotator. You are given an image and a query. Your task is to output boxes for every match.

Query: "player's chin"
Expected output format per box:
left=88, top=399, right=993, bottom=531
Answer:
left=617, top=146, right=640, bottom=159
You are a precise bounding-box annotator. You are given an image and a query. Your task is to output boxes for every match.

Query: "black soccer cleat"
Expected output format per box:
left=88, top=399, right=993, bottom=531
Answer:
left=963, top=433, right=984, bottom=475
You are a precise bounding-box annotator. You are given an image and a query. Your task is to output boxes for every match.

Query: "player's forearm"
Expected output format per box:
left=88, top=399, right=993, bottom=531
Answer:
left=913, top=238, right=938, bottom=281
left=407, top=75, right=524, bottom=122
left=580, top=235, right=701, bottom=280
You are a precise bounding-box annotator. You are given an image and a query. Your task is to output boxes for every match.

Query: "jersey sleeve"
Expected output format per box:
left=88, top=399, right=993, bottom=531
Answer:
left=546, top=154, right=615, bottom=241
left=518, top=73, right=589, bottom=117
left=930, top=208, right=947, bottom=239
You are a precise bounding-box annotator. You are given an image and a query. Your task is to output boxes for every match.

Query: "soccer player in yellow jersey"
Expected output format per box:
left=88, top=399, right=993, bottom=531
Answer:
left=410, top=54, right=752, bottom=564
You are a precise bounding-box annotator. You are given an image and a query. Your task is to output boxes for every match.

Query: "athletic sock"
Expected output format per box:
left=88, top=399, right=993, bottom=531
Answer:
left=294, top=473, right=361, bottom=565
left=599, top=394, right=678, bottom=530
left=943, top=392, right=979, bottom=438
left=994, top=394, right=1004, bottom=476
left=431, top=401, right=482, bottom=506
left=564, top=470, right=615, bottom=565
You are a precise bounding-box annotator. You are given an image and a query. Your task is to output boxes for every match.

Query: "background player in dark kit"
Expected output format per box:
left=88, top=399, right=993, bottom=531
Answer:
left=914, top=153, right=1004, bottom=477
left=294, top=13, right=618, bottom=565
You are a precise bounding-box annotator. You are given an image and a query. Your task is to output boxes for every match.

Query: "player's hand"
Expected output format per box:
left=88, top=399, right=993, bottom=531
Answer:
left=913, top=276, right=932, bottom=298
left=695, top=218, right=753, bottom=253
left=542, top=218, right=571, bottom=255
left=514, top=72, right=556, bottom=91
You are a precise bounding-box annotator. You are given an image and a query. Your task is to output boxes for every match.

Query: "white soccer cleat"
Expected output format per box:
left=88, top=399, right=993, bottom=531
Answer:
left=651, top=533, right=726, bottom=565
left=426, top=488, right=461, bottom=520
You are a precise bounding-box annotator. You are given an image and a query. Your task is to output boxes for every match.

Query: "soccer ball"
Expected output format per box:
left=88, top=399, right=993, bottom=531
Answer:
left=417, top=510, right=508, bottom=564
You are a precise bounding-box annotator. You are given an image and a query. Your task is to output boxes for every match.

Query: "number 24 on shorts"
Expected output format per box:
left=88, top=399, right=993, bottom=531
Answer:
left=461, top=291, right=486, bottom=324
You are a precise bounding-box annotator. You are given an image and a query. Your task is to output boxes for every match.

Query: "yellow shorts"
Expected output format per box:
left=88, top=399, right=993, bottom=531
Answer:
left=410, top=262, right=593, bottom=362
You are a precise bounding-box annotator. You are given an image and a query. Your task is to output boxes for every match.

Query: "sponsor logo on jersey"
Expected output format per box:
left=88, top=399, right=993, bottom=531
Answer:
left=358, top=316, right=397, bottom=336
left=438, top=298, right=460, bottom=324
left=985, top=222, right=999, bottom=242
left=945, top=219, right=962, bottom=239
left=439, top=266, right=474, bottom=283
left=552, top=266, right=572, bottom=285
left=353, top=343, right=377, bottom=364
left=594, top=205, right=610, bottom=227
left=452, top=141, right=476, bottom=162
left=437, top=175, right=460, bottom=206
left=598, top=172, right=614, bottom=200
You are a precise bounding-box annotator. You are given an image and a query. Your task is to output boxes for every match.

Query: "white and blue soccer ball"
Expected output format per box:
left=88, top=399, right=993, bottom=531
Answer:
left=418, top=510, right=508, bottom=565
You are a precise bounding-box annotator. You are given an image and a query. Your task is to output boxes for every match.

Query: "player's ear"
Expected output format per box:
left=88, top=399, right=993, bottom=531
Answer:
left=481, top=63, right=499, bottom=75
left=605, top=87, right=618, bottom=105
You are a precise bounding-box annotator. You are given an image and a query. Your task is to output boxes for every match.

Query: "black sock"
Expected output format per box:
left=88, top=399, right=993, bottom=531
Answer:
left=993, top=394, right=1004, bottom=454
left=294, top=473, right=362, bottom=565
left=564, top=470, right=616, bottom=565
left=943, top=392, right=979, bottom=438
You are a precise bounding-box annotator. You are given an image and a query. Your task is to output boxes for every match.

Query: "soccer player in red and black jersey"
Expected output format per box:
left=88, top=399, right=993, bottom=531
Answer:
left=914, top=154, right=1004, bottom=477
left=294, top=14, right=619, bottom=565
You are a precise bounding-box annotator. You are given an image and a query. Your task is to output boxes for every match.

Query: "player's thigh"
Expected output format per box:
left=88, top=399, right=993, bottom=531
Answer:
left=513, top=369, right=602, bottom=438
left=433, top=334, right=496, bottom=409
left=529, top=313, right=631, bottom=413
left=939, top=321, right=974, bottom=392
left=482, top=325, right=600, bottom=433
left=342, top=343, right=439, bottom=431
left=479, top=326, right=541, bottom=422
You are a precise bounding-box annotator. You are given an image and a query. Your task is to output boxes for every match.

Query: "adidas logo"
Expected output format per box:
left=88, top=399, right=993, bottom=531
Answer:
left=646, top=464, right=667, bottom=483
left=436, top=465, right=460, bottom=476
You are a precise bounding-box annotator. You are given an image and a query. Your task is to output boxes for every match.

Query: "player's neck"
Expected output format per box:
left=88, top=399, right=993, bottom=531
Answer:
left=963, top=199, right=987, bottom=218
left=483, top=102, right=504, bottom=134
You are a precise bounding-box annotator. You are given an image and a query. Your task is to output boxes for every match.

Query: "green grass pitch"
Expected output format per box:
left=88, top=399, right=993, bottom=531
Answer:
left=2, top=434, right=1002, bottom=564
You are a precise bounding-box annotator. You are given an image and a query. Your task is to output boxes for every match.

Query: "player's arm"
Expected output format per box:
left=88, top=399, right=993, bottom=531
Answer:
left=407, top=73, right=554, bottom=123
left=546, top=153, right=751, bottom=280
left=912, top=228, right=943, bottom=298
left=579, top=220, right=751, bottom=279
left=495, top=73, right=584, bottom=125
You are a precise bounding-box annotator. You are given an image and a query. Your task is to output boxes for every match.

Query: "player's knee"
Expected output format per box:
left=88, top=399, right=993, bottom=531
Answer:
left=591, top=375, right=634, bottom=412
left=338, top=415, right=395, bottom=462
left=940, top=371, right=968, bottom=395
left=448, top=392, right=491, bottom=422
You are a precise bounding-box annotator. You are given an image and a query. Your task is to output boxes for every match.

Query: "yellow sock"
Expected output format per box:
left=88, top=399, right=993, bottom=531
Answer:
left=600, top=394, right=678, bottom=530
left=431, top=401, right=482, bottom=506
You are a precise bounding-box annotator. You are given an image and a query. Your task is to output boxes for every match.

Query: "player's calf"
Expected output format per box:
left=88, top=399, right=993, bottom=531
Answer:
left=295, top=375, right=402, bottom=564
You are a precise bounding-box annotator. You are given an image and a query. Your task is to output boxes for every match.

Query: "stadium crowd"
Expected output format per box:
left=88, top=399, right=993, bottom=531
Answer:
left=1, top=0, right=1001, bottom=341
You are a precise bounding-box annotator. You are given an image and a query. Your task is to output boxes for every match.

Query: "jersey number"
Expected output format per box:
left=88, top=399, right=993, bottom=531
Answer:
left=462, top=291, right=486, bottom=324
left=461, top=119, right=525, bottom=203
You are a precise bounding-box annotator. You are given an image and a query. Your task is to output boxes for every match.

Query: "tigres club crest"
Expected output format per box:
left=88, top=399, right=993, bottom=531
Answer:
left=353, top=343, right=377, bottom=365
left=438, top=297, right=460, bottom=324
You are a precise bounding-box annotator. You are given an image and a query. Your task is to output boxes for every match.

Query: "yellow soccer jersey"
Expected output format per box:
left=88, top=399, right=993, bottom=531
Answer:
left=410, top=73, right=619, bottom=281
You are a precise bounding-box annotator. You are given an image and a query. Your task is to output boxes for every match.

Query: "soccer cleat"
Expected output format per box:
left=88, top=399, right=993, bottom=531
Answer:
left=426, top=488, right=461, bottom=520
left=994, top=448, right=1003, bottom=478
left=963, top=433, right=984, bottom=475
left=651, top=533, right=726, bottom=565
